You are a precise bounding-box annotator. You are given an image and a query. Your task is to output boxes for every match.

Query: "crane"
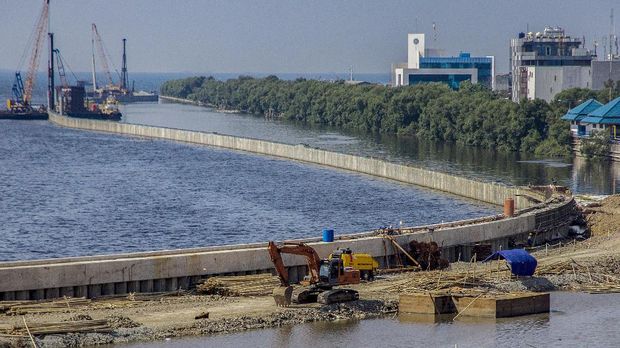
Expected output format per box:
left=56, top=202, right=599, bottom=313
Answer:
left=91, top=23, right=119, bottom=90
left=8, top=0, right=49, bottom=111
left=53, top=49, right=78, bottom=88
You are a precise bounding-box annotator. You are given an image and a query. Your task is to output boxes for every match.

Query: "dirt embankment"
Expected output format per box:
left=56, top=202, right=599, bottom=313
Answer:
left=583, top=194, right=620, bottom=236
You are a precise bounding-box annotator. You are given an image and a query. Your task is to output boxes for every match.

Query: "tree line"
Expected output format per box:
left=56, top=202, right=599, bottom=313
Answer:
left=160, top=76, right=620, bottom=157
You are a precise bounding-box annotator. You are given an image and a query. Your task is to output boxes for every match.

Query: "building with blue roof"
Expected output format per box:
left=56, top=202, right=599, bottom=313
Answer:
left=560, top=99, right=603, bottom=136
left=392, top=33, right=495, bottom=90
left=563, top=97, right=620, bottom=140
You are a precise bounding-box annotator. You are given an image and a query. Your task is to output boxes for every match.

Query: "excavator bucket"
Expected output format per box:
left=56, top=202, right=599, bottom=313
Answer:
left=272, top=286, right=293, bottom=307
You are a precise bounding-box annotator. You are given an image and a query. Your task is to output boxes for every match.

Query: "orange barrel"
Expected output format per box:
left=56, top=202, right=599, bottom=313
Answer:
left=503, top=198, right=515, bottom=217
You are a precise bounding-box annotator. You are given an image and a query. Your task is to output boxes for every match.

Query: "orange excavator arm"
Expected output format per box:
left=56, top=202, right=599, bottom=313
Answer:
left=267, top=241, right=322, bottom=286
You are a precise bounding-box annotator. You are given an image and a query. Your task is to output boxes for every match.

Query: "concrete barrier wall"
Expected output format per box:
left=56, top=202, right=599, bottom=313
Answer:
left=0, top=113, right=576, bottom=300
left=0, top=198, right=574, bottom=299
left=48, top=112, right=535, bottom=208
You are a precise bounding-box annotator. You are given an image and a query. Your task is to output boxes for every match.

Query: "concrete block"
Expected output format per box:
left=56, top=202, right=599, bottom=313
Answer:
left=165, top=278, right=178, bottom=291
left=452, top=293, right=550, bottom=318
left=101, top=283, right=115, bottom=296
left=177, top=277, right=189, bottom=290
left=60, top=286, right=74, bottom=297
left=153, top=279, right=164, bottom=292
left=31, top=289, right=45, bottom=300
left=75, top=286, right=88, bottom=298
left=140, top=280, right=153, bottom=293
left=189, top=276, right=201, bottom=288
left=88, top=285, right=101, bottom=298
left=45, top=288, right=59, bottom=299
left=15, top=290, right=30, bottom=300
left=399, top=293, right=456, bottom=315
left=127, top=281, right=140, bottom=293
left=114, top=282, right=128, bottom=295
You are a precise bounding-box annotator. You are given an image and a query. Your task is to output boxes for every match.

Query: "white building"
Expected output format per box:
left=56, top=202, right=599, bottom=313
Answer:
left=392, top=34, right=495, bottom=90
left=510, top=27, right=594, bottom=102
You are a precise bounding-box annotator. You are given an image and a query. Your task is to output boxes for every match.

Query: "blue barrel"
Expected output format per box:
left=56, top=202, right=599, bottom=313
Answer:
left=322, top=229, right=334, bottom=242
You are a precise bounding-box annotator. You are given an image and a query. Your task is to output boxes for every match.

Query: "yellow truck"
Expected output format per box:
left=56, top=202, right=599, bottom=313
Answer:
left=329, top=248, right=379, bottom=280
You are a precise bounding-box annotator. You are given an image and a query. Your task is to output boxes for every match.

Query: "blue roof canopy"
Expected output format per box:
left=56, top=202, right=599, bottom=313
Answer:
left=581, top=97, right=620, bottom=125
left=560, top=99, right=603, bottom=122
left=483, top=249, right=538, bottom=276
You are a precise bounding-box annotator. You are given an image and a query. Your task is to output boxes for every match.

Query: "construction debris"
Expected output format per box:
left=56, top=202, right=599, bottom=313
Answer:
left=196, top=274, right=281, bottom=296
left=0, top=291, right=191, bottom=316
left=2, top=297, right=91, bottom=316
left=0, top=319, right=111, bottom=336
left=408, top=241, right=449, bottom=270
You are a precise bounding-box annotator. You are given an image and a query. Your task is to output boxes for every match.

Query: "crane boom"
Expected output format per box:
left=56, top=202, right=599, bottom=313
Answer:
left=53, top=49, right=67, bottom=88
left=267, top=241, right=322, bottom=286
left=92, top=23, right=115, bottom=87
left=23, top=0, right=49, bottom=105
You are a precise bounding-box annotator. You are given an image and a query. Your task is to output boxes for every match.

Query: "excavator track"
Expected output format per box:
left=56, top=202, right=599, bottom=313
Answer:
left=317, top=289, right=359, bottom=305
left=291, top=287, right=321, bottom=304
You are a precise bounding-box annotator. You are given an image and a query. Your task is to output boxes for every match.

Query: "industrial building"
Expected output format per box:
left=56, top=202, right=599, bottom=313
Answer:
left=591, top=60, right=620, bottom=90
left=392, top=33, right=495, bottom=90
left=510, top=27, right=594, bottom=102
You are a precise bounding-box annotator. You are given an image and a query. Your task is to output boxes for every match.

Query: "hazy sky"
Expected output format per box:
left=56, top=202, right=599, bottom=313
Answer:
left=0, top=0, right=617, bottom=74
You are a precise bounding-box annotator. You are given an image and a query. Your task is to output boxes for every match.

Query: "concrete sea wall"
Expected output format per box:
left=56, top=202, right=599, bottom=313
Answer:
left=0, top=112, right=576, bottom=300
left=48, top=111, right=535, bottom=208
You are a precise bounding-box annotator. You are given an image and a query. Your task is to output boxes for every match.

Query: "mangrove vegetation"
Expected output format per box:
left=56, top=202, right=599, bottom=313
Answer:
left=161, top=76, right=620, bottom=157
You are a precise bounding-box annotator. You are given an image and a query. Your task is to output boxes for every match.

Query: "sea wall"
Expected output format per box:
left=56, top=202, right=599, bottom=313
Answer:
left=0, top=112, right=577, bottom=301
left=48, top=111, right=536, bottom=208
left=0, top=197, right=575, bottom=300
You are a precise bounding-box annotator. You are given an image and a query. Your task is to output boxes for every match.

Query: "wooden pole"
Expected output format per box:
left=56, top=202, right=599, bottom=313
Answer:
left=452, top=293, right=484, bottom=321
left=22, top=317, right=37, bottom=348
left=384, top=235, right=421, bottom=268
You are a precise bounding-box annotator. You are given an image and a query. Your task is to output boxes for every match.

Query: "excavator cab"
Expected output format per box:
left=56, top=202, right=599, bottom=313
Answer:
left=319, top=259, right=360, bottom=286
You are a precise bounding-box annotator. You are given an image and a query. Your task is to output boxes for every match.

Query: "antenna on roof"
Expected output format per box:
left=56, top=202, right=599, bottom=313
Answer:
left=432, top=22, right=438, bottom=44
left=594, top=40, right=598, bottom=57
left=610, top=8, right=615, bottom=60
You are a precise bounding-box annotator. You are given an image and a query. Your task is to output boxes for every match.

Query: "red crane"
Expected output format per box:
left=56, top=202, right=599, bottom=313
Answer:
left=24, top=0, right=50, bottom=104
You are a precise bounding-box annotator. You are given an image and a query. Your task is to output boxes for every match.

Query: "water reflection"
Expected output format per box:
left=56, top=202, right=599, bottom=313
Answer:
left=116, top=292, right=620, bottom=347
left=124, top=102, right=619, bottom=195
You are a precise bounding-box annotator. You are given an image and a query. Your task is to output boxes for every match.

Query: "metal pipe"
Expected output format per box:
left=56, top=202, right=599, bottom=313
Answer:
left=47, top=32, right=54, bottom=111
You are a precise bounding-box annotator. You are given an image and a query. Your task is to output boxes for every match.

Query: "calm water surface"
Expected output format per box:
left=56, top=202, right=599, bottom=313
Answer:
left=0, top=119, right=494, bottom=261
left=118, top=292, right=620, bottom=348
left=123, top=102, right=620, bottom=195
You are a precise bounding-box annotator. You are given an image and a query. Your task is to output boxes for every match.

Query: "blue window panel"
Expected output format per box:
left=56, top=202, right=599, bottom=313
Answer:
left=408, top=74, right=472, bottom=89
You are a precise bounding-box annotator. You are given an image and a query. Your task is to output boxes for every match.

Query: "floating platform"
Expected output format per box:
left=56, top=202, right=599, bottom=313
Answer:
left=87, top=92, right=158, bottom=104
left=399, top=292, right=550, bottom=318
left=0, top=111, right=48, bottom=120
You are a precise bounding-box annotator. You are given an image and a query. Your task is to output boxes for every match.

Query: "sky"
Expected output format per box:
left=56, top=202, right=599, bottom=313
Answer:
left=0, top=0, right=618, bottom=75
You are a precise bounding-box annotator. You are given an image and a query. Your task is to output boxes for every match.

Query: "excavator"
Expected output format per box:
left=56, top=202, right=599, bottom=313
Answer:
left=268, top=241, right=360, bottom=306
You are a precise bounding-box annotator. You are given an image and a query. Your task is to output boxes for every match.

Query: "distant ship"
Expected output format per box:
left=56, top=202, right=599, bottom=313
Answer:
left=55, top=85, right=122, bottom=121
